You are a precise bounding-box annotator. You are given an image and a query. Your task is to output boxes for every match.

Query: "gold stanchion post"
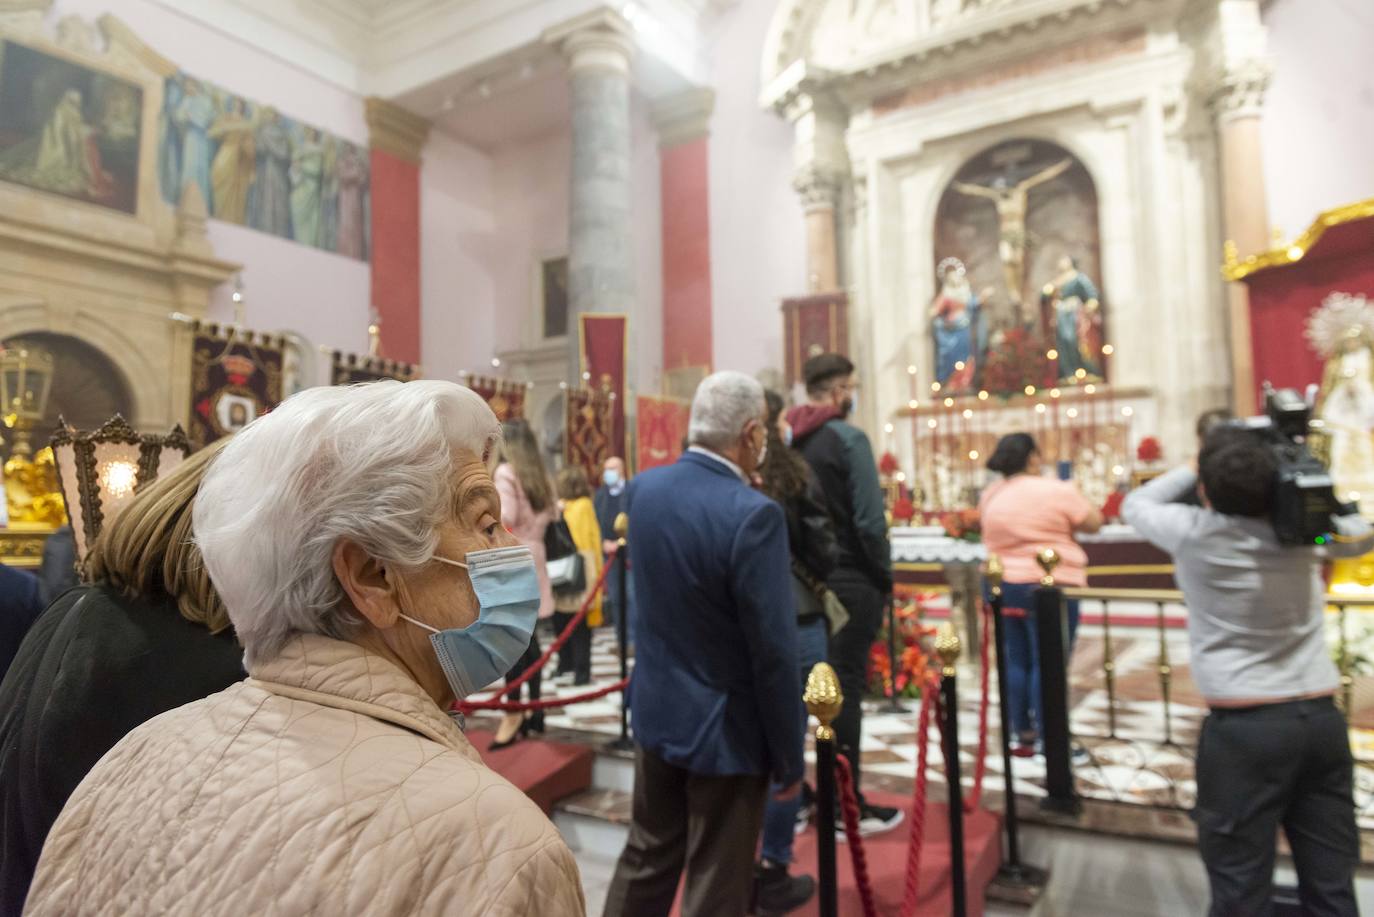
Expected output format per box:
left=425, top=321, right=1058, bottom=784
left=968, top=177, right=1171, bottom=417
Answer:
left=804, top=662, right=843, bottom=917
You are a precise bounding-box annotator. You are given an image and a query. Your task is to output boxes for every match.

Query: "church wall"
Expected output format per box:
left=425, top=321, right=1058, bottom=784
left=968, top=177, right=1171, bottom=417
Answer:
left=707, top=0, right=807, bottom=383
left=43, top=0, right=373, bottom=357
left=1262, top=0, right=1374, bottom=241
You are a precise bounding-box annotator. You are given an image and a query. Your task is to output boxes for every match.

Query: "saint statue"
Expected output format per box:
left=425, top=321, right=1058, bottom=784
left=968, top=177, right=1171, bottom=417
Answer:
left=1042, top=255, right=1104, bottom=381
left=929, top=258, right=993, bottom=391
left=952, top=157, right=1072, bottom=314
left=208, top=96, right=256, bottom=224
left=289, top=126, right=325, bottom=248
left=248, top=107, right=292, bottom=237
left=174, top=78, right=215, bottom=209
left=1308, top=293, right=1374, bottom=512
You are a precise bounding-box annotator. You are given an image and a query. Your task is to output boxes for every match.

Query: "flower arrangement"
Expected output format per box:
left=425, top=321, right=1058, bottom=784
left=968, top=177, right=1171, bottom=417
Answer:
left=940, top=507, right=981, bottom=542
left=891, top=495, right=917, bottom=524
left=1136, top=436, right=1163, bottom=464
left=980, top=326, right=1056, bottom=396
left=1101, top=489, right=1125, bottom=522
left=878, top=451, right=900, bottom=477
left=867, top=595, right=940, bottom=698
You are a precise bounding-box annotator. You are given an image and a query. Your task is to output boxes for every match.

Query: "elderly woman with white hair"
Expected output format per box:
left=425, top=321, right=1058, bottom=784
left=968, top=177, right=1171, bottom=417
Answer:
left=23, top=381, right=585, bottom=916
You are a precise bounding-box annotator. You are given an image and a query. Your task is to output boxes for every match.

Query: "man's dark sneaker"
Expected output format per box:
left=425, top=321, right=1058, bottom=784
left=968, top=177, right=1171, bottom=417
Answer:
left=754, top=862, right=816, bottom=915
left=837, top=801, right=906, bottom=840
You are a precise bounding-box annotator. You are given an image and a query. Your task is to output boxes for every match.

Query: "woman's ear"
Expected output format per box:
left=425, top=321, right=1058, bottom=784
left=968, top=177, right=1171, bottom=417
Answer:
left=332, top=539, right=401, bottom=628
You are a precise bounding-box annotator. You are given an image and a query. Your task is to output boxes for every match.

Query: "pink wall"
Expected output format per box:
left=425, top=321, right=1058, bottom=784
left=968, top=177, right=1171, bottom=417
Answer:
left=48, top=0, right=373, bottom=357
left=1262, top=0, right=1374, bottom=239
left=707, top=0, right=807, bottom=381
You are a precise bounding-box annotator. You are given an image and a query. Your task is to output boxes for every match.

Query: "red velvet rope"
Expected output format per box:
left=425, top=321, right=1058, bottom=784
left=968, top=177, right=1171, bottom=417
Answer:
left=962, top=601, right=995, bottom=812
left=835, top=754, right=878, bottom=917
left=456, top=547, right=617, bottom=713
left=460, top=676, right=629, bottom=712
left=900, top=672, right=939, bottom=917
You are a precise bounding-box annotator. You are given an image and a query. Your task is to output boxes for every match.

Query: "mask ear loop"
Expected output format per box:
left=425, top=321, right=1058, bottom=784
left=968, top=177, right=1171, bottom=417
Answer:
left=397, top=554, right=472, bottom=633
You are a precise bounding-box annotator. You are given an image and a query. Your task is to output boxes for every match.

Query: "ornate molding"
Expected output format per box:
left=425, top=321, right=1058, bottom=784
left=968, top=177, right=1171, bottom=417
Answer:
left=364, top=98, right=431, bottom=164
left=793, top=165, right=843, bottom=213
left=1207, top=58, right=1272, bottom=123
left=545, top=8, right=635, bottom=77
left=1222, top=197, right=1374, bottom=282
left=650, top=88, right=716, bottom=148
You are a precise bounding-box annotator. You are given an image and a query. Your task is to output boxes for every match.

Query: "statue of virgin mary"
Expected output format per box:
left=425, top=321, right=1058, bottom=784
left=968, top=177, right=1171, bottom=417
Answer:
left=1307, top=291, right=1374, bottom=513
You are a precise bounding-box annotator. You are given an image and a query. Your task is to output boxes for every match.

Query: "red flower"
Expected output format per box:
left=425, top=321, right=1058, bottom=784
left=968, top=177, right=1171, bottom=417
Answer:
left=1137, top=436, right=1163, bottom=463
left=1102, top=490, right=1125, bottom=520
left=879, top=451, right=900, bottom=476
left=892, top=497, right=916, bottom=523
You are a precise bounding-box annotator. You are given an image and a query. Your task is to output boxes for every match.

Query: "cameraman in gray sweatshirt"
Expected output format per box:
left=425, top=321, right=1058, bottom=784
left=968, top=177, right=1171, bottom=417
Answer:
left=1124, top=426, right=1374, bottom=917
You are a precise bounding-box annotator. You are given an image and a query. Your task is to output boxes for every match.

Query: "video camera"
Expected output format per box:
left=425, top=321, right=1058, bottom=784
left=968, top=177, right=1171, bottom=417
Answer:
left=1232, top=385, right=1344, bottom=546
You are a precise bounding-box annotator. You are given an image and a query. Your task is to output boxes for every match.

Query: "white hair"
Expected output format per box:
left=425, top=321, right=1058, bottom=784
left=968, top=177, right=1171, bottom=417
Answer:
left=688, top=371, right=765, bottom=451
left=192, top=380, right=500, bottom=667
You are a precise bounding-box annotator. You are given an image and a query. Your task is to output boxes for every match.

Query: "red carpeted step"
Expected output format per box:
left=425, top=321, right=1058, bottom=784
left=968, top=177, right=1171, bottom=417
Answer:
left=786, top=791, right=1003, bottom=916
left=470, top=730, right=595, bottom=815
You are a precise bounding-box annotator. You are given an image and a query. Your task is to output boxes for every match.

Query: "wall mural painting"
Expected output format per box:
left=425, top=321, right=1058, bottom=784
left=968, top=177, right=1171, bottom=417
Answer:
left=157, top=72, right=370, bottom=260
left=931, top=138, right=1105, bottom=394
left=0, top=39, right=143, bottom=213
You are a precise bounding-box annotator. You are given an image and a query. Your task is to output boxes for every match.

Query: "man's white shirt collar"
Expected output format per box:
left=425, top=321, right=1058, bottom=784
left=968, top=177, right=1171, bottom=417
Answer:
left=687, top=446, right=748, bottom=484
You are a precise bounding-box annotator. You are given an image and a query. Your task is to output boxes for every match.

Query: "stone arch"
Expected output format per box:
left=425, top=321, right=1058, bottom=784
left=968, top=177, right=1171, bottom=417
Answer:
left=0, top=331, right=134, bottom=449
left=760, top=0, right=829, bottom=87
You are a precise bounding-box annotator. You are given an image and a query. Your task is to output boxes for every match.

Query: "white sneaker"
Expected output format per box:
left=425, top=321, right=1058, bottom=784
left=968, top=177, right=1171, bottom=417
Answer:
left=553, top=672, right=575, bottom=687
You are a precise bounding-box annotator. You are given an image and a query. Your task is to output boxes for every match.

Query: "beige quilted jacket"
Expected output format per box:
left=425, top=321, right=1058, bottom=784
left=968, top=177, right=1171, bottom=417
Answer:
left=24, top=634, right=585, bottom=916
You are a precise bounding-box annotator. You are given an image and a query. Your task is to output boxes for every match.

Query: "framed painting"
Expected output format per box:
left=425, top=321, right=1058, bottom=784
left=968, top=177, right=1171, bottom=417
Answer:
left=0, top=39, right=143, bottom=214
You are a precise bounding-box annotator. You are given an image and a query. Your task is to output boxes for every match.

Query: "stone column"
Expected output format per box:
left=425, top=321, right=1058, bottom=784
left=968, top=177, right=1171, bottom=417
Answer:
left=785, top=87, right=848, bottom=293
left=651, top=88, right=715, bottom=374
left=364, top=98, right=430, bottom=365
left=548, top=11, right=636, bottom=382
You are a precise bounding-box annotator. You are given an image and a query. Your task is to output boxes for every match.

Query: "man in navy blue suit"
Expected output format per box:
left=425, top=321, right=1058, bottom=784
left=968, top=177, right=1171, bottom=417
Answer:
left=603, top=371, right=803, bottom=917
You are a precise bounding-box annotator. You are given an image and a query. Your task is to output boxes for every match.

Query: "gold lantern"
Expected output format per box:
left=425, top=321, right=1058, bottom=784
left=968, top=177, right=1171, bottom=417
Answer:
left=1, top=341, right=55, bottom=460
left=50, top=415, right=191, bottom=563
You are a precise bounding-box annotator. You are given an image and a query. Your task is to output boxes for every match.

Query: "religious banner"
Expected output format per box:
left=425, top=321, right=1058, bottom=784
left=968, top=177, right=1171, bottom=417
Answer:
left=463, top=373, right=527, bottom=422
left=330, top=351, right=418, bottom=386
left=188, top=322, right=284, bottom=448
left=782, top=292, right=848, bottom=387
left=580, top=314, right=627, bottom=459
left=635, top=395, right=689, bottom=473
left=565, top=386, right=614, bottom=483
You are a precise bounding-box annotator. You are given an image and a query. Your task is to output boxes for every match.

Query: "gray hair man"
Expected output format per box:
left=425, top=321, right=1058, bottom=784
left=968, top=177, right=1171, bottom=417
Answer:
left=604, top=371, right=804, bottom=917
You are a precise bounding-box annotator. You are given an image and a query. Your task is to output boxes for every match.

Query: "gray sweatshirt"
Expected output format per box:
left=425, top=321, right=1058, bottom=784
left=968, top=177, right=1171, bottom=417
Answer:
left=1122, top=466, right=1374, bottom=703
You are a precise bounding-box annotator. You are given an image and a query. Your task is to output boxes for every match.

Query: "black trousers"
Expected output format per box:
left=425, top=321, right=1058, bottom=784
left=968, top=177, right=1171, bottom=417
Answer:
left=827, top=568, right=884, bottom=804
left=551, top=611, right=592, bottom=684
left=503, top=632, right=541, bottom=704
left=1194, top=696, right=1358, bottom=917
left=603, top=747, right=767, bottom=917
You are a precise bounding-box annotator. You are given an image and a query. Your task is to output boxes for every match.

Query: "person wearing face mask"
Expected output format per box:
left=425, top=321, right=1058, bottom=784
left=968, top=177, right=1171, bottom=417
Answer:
left=603, top=372, right=802, bottom=917
left=785, top=353, right=902, bottom=837
left=593, top=455, right=632, bottom=644
left=23, top=381, right=585, bottom=917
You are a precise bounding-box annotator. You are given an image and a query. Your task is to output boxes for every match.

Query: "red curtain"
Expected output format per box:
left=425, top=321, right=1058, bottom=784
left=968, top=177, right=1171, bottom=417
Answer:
left=636, top=395, right=689, bottom=472
left=580, top=314, right=627, bottom=459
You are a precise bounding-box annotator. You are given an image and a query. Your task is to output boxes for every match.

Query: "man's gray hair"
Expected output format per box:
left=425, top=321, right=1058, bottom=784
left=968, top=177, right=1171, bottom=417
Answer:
left=192, top=380, right=501, bottom=667
left=688, top=371, right=765, bottom=451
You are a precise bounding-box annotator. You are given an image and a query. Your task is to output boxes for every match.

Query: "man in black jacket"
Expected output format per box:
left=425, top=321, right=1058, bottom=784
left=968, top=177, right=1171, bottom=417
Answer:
left=786, top=353, right=902, bottom=837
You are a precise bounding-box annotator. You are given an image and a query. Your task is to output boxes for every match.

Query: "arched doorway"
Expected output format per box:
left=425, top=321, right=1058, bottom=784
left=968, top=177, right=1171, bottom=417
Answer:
left=2, top=332, right=134, bottom=454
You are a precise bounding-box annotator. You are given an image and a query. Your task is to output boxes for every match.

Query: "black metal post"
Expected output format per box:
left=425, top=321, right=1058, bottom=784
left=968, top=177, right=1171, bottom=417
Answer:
left=938, top=640, right=968, bottom=917
left=881, top=593, right=905, bottom=712
left=987, top=562, right=1049, bottom=894
left=815, top=734, right=838, bottom=917
left=607, top=515, right=633, bottom=752
left=1034, top=576, right=1080, bottom=815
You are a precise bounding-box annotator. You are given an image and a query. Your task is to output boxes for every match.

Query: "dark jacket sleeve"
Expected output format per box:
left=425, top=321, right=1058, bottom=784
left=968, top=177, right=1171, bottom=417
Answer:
left=730, top=500, right=804, bottom=787
left=839, top=426, right=893, bottom=589
left=794, top=471, right=839, bottom=582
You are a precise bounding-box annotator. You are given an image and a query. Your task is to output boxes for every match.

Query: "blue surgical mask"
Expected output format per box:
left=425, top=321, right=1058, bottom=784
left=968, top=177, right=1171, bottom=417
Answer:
left=603, top=469, right=621, bottom=487
left=398, top=545, right=539, bottom=699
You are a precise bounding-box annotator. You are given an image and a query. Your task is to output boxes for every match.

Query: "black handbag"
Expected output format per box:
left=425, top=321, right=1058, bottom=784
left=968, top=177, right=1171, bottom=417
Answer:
left=544, top=515, right=577, bottom=561
left=544, top=515, right=586, bottom=595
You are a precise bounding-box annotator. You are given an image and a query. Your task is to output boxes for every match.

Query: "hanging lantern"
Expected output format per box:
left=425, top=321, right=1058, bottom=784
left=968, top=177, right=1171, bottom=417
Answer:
left=0, top=341, right=55, bottom=459
left=50, top=415, right=191, bottom=563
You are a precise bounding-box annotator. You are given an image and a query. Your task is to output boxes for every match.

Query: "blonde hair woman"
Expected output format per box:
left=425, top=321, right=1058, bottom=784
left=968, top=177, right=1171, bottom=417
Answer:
left=0, top=441, right=242, bottom=914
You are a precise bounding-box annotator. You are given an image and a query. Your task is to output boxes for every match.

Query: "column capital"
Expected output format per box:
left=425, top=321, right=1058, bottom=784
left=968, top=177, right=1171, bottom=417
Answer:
left=650, top=88, right=715, bottom=148
left=793, top=165, right=842, bottom=214
left=364, top=97, right=430, bottom=164
left=1207, top=58, right=1272, bottom=123
left=545, top=8, right=635, bottom=76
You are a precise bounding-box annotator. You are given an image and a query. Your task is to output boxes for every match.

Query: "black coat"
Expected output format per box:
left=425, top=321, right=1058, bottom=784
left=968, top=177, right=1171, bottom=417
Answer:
left=0, top=585, right=245, bottom=915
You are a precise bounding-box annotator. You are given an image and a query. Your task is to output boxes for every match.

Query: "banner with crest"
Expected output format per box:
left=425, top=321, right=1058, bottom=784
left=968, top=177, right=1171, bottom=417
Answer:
left=188, top=323, right=284, bottom=448
left=565, top=386, right=614, bottom=482
left=463, top=373, right=527, bottom=422
left=331, top=351, right=419, bottom=386
left=635, top=395, right=689, bottom=473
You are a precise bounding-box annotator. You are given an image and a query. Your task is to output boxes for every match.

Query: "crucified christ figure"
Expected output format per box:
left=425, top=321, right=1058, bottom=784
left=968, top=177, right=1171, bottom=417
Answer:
left=952, top=157, right=1072, bottom=318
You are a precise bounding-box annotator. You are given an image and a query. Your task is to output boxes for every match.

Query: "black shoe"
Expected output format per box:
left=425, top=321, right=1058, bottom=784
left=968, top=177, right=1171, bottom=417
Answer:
left=754, top=862, right=815, bottom=915
left=526, top=711, right=545, bottom=735
left=836, top=802, right=905, bottom=840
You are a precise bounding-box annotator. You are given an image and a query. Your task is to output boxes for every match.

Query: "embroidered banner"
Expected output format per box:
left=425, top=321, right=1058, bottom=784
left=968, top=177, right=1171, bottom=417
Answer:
left=635, top=395, right=689, bottom=473
left=580, top=314, right=627, bottom=459
left=188, top=323, right=284, bottom=448
left=565, top=386, right=614, bottom=483
left=330, top=351, right=418, bottom=385
left=463, top=373, right=527, bottom=422
left=781, top=292, right=849, bottom=388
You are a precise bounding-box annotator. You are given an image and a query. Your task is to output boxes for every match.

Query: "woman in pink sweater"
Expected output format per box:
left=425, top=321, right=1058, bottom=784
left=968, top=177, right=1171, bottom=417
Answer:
left=491, top=419, right=555, bottom=748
